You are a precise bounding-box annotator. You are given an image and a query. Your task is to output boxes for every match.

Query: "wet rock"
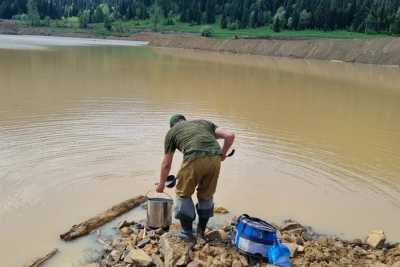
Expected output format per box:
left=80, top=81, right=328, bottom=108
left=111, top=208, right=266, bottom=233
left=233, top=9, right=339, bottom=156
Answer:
left=214, top=207, right=229, bottom=214
left=155, top=228, right=165, bottom=235
left=147, top=230, right=157, bottom=239
left=118, top=220, right=135, bottom=229
left=302, top=231, right=315, bottom=241
left=187, top=261, right=202, bottom=267
left=127, top=249, right=153, bottom=266
left=232, top=259, right=244, bottom=267
left=160, top=232, right=191, bottom=266
left=112, top=237, right=127, bottom=250
left=239, top=255, right=249, bottom=266
left=130, top=233, right=138, bottom=246
left=352, top=238, right=364, bottom=246
left=103, top=254, right=116, bottom=266
left=120, top=226, right=133, bottom=237
left=152, top=254, right=164, bottom=267
left=110, top=249, right=123, bottom=261
left=367, top=230, right=386, bottom=249
left=354, top=246, right=368, bottom=256
left=135, top=222, right=145, bottom=230
left=222, top=224, right=233, bottom=232
left=137, top=238, right=151, bottom=248
left=369, top=263, right=387, bottom=267
left=280, top=221, right=304, bottom=232
left=176, top=254, right=189, bottom=266
left=205, top=229, right=229, bottom=242
left=220, top=252, right=233, bottom=266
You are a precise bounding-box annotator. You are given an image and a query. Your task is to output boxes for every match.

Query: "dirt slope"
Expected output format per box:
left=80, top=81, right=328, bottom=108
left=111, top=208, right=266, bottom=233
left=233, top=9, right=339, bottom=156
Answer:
left=131, top=32, right=400, bottom=65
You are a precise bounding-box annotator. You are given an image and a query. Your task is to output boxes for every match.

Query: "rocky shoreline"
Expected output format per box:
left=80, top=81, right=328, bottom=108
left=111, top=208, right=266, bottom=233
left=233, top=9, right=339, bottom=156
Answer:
left=83, top=213, right=400, bottom=267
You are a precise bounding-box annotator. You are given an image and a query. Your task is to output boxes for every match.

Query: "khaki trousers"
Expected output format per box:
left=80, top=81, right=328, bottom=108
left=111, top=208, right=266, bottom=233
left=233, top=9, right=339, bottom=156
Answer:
left=175, top=155, right=221, bottom=200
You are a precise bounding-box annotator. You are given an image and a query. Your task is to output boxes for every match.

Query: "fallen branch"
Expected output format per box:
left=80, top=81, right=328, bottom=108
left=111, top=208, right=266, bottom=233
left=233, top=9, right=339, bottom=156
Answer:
left=60, top=195, right=146, bottom=241
left=28, top=249, right=58, bottom=267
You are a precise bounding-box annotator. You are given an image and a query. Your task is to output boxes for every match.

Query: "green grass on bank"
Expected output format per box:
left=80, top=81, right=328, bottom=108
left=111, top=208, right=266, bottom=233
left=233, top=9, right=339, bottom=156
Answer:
left=15, top=17, right=392, bottom=40
left=121, top=19, right=390, bottom=39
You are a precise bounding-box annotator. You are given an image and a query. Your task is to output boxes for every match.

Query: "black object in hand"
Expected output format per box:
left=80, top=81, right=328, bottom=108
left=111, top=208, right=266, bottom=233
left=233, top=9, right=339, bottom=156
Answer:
left=165, top=175, right=176, bottom=188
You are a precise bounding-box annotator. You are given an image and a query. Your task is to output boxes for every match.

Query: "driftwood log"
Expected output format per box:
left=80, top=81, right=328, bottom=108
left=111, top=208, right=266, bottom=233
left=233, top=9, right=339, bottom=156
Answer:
left=28, top=249, right=58, bottom=267
left=60, top=195, right=145, bottom=241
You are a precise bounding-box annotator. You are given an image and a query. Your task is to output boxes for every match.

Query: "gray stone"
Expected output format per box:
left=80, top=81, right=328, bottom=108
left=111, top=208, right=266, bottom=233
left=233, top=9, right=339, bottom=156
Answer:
left=232, top=259, right=243, bottom=267
left=112, top=237, right=126, bottom=249
left=297, top=245, right=305, bottom=253
left=120, top=227, right=133, bottom=237
left=302, top=231, right=314, bottom=241
left=280, top=222, right=304, bottom=232
left=83, top=264, right=100, bottom=267
left=187, top=261, right=202, bottom=267
left=367, top=230, right=386, bottom=249
left=137, top=238, right=151, bottom=248
left=160, top=232, right=191, bottom=267
left=368, top=263, right=387, bottom=267
left=176, top=254, right=189, bottom=266
left=128, top=249, right=152, bottom=266
left=354, top=246, right=367, bottom=255
left=110, top=249, right=123, bottom=261
left=238, top=255, right=249, bottom=266
left=155, top=228, right=165, bottom=235
left=151, top=254, right=164, bottom=267
left=204, top=229, right=228, bottom=242
left=118, top=220, right=135, bottom=229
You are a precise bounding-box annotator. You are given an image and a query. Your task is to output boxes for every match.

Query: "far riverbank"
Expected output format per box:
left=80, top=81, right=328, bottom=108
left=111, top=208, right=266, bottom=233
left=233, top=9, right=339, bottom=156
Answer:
left=1, top=19, right=400, bottom=65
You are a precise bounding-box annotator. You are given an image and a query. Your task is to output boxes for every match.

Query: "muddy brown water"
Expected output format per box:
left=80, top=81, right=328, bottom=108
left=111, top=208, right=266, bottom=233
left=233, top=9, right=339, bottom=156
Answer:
left=1, top=35, right=400, bottom=266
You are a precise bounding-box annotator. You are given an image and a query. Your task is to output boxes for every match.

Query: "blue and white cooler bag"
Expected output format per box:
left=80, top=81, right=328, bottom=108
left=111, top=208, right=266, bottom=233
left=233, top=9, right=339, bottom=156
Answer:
left=232, top=214, right=278, bottom=258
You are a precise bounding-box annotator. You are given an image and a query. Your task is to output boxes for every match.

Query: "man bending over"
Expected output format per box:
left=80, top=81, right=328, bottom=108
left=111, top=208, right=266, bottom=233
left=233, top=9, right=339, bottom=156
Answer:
left=156, top=114, right=235, bottom=240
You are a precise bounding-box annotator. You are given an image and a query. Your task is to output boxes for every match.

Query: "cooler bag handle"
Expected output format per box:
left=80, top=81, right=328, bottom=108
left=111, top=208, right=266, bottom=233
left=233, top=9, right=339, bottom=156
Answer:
left=238, top=214, right=277, bottom=232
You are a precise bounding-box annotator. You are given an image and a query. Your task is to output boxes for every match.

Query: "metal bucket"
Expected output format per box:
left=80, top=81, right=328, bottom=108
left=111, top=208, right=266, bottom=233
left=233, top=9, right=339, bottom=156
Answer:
left=146, top=192, right=173, bottom=229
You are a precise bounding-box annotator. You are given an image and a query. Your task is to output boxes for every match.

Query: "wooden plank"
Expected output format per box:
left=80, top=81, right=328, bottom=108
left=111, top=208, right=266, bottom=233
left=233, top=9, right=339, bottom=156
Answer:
left=60, top=195, right=145, bottom=241
left=28, top=249, right=58, bottom=267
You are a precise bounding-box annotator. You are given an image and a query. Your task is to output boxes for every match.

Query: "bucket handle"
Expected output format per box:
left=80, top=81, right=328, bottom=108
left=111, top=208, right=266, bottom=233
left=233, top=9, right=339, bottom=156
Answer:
left=145, top=190, right=173, bottom=200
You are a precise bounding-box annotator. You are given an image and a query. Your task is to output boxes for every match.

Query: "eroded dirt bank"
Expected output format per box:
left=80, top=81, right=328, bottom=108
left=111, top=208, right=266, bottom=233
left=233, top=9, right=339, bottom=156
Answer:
left=130, top=32, right=400, bottom=66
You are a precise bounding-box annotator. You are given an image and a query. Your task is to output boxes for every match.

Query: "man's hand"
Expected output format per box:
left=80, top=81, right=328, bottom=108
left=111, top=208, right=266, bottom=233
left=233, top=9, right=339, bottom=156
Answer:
left=215, top=128, right=235, bottom=160
left=156, top=182, right=165, bottom=193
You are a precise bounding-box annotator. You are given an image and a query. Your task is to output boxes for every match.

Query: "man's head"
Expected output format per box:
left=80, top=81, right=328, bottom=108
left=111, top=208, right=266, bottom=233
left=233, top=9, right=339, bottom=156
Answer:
left=169, top=114, right=186, bottom=128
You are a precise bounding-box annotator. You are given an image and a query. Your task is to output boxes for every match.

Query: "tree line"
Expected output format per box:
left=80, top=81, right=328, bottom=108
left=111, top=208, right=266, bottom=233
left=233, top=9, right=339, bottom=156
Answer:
left=1, top=0, right=400, bottom=34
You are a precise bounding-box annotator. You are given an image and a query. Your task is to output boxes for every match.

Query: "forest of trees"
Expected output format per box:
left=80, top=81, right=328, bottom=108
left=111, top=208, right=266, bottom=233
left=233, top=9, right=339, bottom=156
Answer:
left=1, top=0, right=400, bottom=34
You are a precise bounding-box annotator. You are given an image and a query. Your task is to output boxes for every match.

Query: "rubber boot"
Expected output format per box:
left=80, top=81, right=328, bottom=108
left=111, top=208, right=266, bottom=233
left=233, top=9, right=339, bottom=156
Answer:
left=178, top=217, right=194, bottom=241
left=196, top=217, right=209, bottom=238
left=174, top=197, right=196, bottom=241
left=196, top=202, right=213, bottom=239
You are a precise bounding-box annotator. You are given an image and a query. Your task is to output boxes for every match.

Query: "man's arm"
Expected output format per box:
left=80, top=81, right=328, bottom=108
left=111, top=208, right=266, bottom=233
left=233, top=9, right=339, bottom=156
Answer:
left=215, top=128, right=235, bottom=161
left=156, top=152, right=174, bottom=193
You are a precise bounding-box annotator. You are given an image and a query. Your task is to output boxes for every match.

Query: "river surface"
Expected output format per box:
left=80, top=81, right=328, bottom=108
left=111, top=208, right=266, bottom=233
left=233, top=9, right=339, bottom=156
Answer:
left=1, top=35, right=400, bottom=266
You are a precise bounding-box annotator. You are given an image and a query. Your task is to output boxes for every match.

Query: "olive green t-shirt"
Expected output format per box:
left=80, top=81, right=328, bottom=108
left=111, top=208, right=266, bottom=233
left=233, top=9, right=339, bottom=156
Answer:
left=164, top=120, right=222, bottom=162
